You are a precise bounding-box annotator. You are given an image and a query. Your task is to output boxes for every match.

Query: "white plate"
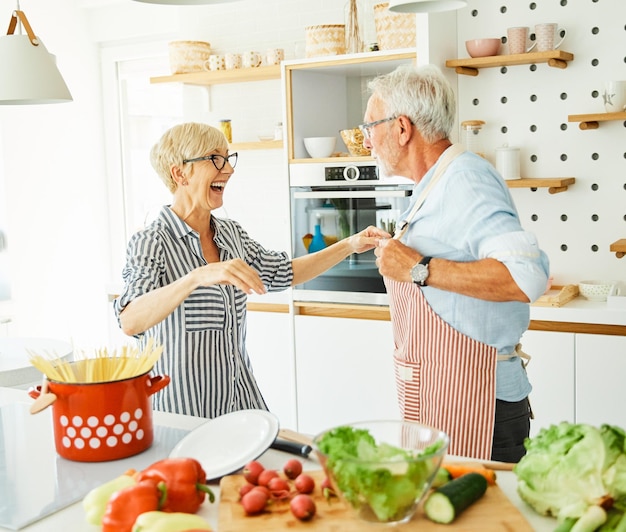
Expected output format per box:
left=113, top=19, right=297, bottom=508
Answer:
left=169, top=409, right=279, bottom=480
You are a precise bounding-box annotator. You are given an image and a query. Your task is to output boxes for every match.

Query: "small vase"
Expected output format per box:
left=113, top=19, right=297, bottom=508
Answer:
left=308, top=224, right=327, bottom=253
left=344, top=0, right=364, bottom=54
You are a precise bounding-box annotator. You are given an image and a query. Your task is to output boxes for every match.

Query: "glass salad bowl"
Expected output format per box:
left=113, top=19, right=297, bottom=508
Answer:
left=312, top=420, right=449, bottom=525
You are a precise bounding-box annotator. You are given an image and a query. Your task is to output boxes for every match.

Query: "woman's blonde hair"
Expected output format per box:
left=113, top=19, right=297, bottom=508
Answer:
left=150, top=122, right=228, bottom=193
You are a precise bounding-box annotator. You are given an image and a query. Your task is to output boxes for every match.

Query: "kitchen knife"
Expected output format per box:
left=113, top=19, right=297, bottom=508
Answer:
left=270, top=437, right=312, bottom=458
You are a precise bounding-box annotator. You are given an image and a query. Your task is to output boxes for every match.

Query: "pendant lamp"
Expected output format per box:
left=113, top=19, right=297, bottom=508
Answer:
left=388, top=0, right=467, bottom=12
left=0, top=9, right=72, bottom=105
left=132, top=0, right=242, bottom=5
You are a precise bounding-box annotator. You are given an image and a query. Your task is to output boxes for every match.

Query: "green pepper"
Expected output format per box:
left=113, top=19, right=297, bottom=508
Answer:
left=82, top=469, right=137, bottom=525
left=137, top=458, right=215, bottom=514
left=102, top=480, right=166, bottom=532
left=131, top=511, right=211, bottom=532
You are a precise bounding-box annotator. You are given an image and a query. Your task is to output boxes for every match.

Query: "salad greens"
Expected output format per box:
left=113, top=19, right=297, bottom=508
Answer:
left=316, top=426, right=445, bottom=522
left=514, top=422, right=626, bottom=522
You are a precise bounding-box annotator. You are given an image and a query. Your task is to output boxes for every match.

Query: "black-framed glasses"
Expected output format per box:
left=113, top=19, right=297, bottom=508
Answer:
left=182, top=152, right=238, bottom=170
left=358, top=116, right=398, bottom=140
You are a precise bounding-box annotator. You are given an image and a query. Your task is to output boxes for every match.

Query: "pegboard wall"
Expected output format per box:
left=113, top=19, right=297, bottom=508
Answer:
left=455, top=0, right=626, bottom=286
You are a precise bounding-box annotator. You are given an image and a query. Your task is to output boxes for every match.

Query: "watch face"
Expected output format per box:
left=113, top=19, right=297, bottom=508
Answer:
left=411, top=264, right=428, bottom=284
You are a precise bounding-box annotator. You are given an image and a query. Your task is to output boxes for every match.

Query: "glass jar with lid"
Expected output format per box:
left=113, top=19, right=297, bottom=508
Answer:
left=460, top=120, right=486, bottom=158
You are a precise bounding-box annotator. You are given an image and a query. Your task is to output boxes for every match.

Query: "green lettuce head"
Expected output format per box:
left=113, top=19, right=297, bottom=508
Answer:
left=514, top=422, right=626, bottom=520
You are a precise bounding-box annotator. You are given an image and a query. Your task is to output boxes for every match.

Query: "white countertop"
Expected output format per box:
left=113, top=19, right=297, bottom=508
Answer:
left=0, top=387, right=555, bottom=531
left=530, top=295, right=626, bottom=325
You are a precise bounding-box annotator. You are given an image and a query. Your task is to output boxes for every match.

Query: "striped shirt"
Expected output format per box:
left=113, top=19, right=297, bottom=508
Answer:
left=113, top=206, right=293, bottom=418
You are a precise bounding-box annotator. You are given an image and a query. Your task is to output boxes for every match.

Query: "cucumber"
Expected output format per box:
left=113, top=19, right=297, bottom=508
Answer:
left=424, top=472, right=488, bottom=524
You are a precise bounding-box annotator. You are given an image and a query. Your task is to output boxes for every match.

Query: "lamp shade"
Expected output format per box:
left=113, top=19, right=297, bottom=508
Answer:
left=388, top=0, right=467, bottom=12
left=0, top=11, right=72, bottom=106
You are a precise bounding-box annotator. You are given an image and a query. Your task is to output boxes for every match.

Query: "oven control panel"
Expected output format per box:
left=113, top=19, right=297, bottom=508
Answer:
left=325, top=165, right=378, bottom=182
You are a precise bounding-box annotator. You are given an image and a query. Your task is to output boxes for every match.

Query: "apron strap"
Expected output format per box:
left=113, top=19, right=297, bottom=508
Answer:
left=496, top=343, right=531, bottom=368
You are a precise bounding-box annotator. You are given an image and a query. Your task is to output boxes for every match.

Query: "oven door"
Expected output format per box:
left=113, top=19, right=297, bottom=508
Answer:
left=291, top=186, right=412, bottom=305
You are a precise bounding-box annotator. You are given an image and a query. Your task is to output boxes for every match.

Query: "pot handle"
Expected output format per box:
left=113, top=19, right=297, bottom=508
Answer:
left=146, top=375, right=170, bottom=396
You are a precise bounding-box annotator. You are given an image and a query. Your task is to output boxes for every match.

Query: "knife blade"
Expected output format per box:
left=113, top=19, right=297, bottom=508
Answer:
left=270, top=437, right=312, bottom=458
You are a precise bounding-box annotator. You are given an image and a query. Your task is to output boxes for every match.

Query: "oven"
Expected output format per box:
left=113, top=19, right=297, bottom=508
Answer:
left=290, top=162, right=413, bottom=305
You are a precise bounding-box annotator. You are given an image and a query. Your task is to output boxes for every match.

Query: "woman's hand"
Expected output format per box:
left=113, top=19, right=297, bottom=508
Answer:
left=348, top=225, right=391, bottom=254
left=193, top=258, right=266, bottom=295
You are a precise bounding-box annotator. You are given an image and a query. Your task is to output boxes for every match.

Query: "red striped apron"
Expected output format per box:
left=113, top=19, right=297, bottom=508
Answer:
left=385, top=278, right=496, bottom=460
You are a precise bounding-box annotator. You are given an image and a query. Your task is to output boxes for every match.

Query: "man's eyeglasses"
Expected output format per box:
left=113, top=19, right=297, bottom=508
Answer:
left=183, top=152, right=238, bottom=170
left=358, top=116, right=397, bottom=140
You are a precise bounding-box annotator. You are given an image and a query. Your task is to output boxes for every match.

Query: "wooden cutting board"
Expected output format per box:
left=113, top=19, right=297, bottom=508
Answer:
left=218, top=469, right=533, bottom=531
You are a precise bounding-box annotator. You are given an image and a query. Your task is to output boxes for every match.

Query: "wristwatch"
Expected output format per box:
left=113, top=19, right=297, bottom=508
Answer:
left=410, top=256, right=432, bottom=286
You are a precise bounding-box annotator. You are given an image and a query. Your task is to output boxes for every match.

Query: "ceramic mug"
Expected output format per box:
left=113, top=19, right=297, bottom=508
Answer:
left=507, top=27, right=536, bottom=54
left=224, top=53, right=242, bottom=70
left=602, top=81, right=626, bottom=113
left=204, top=54, right=225, bottom=71
left=266, top=48, right=285, bottom=65
left=534, top=23, right=567, bottom=52
left=242, top=51, right=262, bottom=68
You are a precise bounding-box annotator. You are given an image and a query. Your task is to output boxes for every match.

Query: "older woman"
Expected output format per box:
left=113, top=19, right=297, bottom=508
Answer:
left=114, top=122, right=387, bottom=419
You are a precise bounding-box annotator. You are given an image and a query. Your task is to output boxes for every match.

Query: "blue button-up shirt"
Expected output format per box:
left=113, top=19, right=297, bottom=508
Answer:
left=400, top=150, right=550, bottom=401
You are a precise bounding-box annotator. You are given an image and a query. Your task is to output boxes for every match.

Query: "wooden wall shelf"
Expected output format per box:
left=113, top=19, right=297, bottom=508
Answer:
left=610, top=239, right=626, bottom=259
left=567, top=112, right=626, bottom=130
left=445, top=50, right=574, bottom=76
left=506, top=177, right=575, bottom=194
left=150, top=65, right=281, bottom=86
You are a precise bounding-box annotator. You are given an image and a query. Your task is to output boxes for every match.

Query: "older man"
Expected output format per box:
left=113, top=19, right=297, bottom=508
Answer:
left=368, top=65, right=549, bottom=462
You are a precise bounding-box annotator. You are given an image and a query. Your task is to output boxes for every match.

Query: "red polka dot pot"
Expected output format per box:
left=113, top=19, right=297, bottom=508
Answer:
left=29, top=371, right=169, bottom=462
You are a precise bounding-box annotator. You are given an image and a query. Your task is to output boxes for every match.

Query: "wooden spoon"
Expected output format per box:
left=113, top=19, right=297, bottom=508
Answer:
left=29, top=377, right=57, bottom=414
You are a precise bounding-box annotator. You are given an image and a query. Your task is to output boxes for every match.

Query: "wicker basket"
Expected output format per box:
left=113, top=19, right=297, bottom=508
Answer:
left=305, top=25, right=346, bottom=58
left=374, top=3, right=416, bottom=50
left=168, top=40, right=212, bottom=74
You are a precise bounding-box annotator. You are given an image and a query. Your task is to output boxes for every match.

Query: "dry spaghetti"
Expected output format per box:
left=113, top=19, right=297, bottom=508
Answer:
left=28, top=339, right=164, bottom=383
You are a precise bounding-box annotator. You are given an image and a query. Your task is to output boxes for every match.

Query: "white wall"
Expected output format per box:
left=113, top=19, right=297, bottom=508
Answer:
left=0, top=0, right=110, bottom=347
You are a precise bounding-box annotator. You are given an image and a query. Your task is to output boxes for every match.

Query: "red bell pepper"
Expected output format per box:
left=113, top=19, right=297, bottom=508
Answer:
left=101, top=479, right=166, bottom=532
left=137, top=457, right=215, bottom=514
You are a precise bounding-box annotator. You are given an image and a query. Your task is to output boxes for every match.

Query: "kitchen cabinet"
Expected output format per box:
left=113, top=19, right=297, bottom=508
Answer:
left=283, top=50, right=416, bottom=163
left=575, top=334, right=626, bottom=428
left=445, top=50, right=574, bottom=77
left=520, top=330, right=576, bottom=437
left=245, top=307, right=297, bottom=430
left=293, top=315, right=399, bottom=436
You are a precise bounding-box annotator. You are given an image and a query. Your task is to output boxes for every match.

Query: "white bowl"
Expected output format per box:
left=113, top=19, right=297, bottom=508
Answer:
left=303, top=136, right=336, bottom=158
left=578, top=280, right=619, bottom=301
